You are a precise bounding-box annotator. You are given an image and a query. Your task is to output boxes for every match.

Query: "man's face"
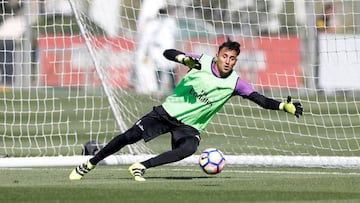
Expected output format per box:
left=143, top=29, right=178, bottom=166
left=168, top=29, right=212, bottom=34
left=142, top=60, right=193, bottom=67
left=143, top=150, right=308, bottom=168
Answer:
left=215, top=48, right=238, bottom=77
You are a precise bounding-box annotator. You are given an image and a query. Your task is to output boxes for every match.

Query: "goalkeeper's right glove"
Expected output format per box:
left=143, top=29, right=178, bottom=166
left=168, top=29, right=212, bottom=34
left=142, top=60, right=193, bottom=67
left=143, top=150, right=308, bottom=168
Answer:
left=177, top=55, right=201, bottom=70
left=279, top=96, right=303, bottom=118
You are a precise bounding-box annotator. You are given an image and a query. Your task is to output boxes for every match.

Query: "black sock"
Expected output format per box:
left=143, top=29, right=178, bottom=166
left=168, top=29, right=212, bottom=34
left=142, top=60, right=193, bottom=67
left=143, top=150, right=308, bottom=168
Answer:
left=141, top=137, right=198, bottom=169
left=89, top=127, right=143, bottom=165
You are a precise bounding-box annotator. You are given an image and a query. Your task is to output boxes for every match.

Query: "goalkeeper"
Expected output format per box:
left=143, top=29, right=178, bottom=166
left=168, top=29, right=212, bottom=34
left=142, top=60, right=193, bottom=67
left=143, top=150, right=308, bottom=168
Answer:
left=69, top=39, right=303, bottom=181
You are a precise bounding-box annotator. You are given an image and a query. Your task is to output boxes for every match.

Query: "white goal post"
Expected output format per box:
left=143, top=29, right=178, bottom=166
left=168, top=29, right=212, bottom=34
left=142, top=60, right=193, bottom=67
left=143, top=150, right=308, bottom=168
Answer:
left=1, top=0, right=360, bottom=168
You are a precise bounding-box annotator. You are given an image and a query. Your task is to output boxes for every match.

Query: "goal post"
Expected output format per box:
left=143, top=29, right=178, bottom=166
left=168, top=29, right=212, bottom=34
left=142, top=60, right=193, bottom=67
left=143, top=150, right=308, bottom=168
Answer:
left=1, top=0, right=360, bottom=168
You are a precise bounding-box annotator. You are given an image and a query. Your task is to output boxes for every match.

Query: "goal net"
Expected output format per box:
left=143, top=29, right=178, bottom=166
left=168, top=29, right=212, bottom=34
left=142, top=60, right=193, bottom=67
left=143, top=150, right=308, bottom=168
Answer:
left=1, top=0, right=360, bottom=168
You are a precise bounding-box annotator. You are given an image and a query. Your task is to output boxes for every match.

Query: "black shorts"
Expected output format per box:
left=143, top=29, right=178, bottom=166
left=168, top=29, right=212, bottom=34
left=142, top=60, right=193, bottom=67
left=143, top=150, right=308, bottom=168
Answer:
left=134, top=105, right=201, bottom=145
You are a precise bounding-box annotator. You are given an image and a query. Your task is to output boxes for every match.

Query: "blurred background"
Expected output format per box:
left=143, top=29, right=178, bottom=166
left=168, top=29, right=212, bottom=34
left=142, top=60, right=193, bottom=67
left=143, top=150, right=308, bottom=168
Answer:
left=1, top=0, right=360, bottom=92
left=1, top=0, right=360, bottom=160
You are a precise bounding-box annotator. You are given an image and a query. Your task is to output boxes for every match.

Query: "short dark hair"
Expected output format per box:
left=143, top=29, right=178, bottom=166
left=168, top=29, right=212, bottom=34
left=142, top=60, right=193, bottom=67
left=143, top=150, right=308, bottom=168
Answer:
left=218, top=39, right=241, bottom=56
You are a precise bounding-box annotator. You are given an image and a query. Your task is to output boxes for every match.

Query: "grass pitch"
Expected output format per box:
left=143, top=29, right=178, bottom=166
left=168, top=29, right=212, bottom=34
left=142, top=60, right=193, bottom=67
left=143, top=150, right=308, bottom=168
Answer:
left=1, top=165, right=360, bottom=203
left=1, top=88, right=360, bottom=203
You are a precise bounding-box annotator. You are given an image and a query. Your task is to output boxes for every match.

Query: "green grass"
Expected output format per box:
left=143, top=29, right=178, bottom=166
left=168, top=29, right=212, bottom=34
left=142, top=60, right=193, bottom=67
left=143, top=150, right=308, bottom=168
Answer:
left=1, top=165, right=360, bottom=203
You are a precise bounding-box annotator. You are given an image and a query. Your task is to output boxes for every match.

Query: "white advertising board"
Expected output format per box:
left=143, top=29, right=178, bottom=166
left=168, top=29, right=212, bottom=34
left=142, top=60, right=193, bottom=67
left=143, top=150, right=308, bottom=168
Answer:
left=319, top=34, right=360, bottom=90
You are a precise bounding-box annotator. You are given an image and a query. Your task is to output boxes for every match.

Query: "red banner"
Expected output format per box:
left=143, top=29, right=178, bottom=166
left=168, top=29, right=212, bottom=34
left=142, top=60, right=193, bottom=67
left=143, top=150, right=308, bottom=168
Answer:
left=38, top=36, right=134, bottom=88
left=205, top=37, right=301, bottom=89
left=38, top=36, right=301, bottom=89
left=239, top=37, right=301, bottom=89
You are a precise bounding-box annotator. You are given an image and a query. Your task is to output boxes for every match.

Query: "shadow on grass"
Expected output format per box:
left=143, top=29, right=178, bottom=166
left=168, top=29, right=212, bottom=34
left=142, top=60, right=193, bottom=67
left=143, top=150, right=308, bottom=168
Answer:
left=96, top=176, right=218, bottom=181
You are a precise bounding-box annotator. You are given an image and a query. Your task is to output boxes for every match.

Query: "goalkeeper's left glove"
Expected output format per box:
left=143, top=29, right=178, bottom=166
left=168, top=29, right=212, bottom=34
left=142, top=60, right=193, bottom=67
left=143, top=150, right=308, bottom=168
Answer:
left=177, top=55, right=201, bottom=70
left=279, top=96, right=303, bottom=118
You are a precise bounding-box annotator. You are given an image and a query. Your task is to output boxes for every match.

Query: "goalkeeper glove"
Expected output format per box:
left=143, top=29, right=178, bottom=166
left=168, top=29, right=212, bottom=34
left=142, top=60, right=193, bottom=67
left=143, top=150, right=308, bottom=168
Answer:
left=177, top=55, right=201, bottom=70
left=279, top=96, right=303, bottom=118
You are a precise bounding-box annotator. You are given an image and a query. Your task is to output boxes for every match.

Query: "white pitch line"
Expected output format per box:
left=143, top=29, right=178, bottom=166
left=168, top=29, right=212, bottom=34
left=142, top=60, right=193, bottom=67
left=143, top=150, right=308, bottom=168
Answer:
left=223, top=169, right=360, bottom=176
left=2, top=167, right=360, bottom=176
left=157, top=168, right=360, bottom=176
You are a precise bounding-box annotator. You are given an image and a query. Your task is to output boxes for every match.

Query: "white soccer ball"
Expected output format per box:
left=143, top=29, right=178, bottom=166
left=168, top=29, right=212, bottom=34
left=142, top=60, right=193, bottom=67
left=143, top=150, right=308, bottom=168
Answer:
left=198, top=148, right=226, bottom=175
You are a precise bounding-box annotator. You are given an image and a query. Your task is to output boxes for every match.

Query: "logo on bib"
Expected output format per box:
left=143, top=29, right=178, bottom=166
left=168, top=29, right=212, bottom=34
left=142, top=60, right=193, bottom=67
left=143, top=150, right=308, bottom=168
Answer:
left=189, top=88, right=213, bottom=106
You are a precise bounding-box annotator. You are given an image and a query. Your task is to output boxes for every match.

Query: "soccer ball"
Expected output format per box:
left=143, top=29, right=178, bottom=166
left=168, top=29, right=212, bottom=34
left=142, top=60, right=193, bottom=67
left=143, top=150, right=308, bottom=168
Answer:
left=198, top=148, right=225, bottom=174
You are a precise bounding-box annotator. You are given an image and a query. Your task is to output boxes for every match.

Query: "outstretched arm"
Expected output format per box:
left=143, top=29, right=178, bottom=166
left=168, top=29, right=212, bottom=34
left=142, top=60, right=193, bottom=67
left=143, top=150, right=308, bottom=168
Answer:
left=247, top=92, right=303, bottom=118
left=163, top=49, right=201, bottom=70
left=247, top=92, right=280, bottom=110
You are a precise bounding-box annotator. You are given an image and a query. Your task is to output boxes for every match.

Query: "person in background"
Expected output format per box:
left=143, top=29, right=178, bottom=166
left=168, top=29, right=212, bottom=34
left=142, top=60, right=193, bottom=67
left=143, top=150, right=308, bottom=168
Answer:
left=316, top=3, right=336, bottom=33
left=315, top=3, right=336, bottom=90
left=141, top=7, right=178, bottom=96
left=155, top=7, right=178, bottom=96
